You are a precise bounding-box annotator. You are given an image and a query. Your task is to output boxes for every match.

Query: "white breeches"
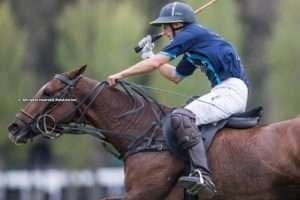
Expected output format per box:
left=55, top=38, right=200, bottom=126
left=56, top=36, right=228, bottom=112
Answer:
left=184, top=78, right=248, bottom=126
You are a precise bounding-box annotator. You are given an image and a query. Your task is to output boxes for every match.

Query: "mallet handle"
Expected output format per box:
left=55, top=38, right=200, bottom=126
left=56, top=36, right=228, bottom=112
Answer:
left=194, top=0, right=217, bottom=14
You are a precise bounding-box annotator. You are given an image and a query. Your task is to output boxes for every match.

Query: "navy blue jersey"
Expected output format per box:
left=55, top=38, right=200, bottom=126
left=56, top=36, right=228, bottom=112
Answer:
left=160, top=24, right=248, bottom=87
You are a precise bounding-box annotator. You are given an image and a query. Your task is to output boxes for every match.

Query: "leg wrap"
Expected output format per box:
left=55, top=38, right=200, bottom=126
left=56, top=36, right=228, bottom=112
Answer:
left=170, top=108, right=201, bottom=150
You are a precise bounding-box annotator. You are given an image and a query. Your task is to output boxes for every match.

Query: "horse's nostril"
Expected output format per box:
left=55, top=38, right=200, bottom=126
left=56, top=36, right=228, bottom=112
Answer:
left=8, top=123, right=19, bottom=134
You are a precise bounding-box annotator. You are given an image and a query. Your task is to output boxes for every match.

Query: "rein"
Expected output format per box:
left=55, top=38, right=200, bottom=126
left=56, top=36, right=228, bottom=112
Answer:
left=58, top=80, right=169, bottom=159
left=20, top=73, right=169, bottom=159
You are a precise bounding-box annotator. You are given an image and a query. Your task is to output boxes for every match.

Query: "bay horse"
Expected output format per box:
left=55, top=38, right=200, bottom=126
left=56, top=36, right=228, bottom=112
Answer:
left=8, top=66, right=300, bottom=200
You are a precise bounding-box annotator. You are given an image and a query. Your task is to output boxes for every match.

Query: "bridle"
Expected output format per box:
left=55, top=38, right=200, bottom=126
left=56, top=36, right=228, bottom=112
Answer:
left=16, top=74, right=169, bottom=159
left=16, top=74, right=107, bottom=139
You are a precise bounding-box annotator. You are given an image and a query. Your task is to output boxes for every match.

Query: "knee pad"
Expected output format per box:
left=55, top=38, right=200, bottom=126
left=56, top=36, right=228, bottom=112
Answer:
left=171, top=108, right=197, bottom=130
left=170, top=108, right=201, bottom=150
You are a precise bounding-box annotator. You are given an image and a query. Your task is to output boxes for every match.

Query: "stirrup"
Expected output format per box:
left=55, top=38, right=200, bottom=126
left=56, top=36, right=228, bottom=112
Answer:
left=191, top=169, right=204, bottom=184
left=179, top=169, right=216, bottom=198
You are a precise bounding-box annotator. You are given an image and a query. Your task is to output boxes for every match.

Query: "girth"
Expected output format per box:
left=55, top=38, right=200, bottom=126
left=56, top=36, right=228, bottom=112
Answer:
left=123, top=122, right=169, bottom=159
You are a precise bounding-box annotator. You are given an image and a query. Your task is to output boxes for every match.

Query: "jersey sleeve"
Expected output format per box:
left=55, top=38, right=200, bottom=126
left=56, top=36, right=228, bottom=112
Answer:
left=175, top=56, right=197, bottom=78
left=159, top=31, right=195, bottom=61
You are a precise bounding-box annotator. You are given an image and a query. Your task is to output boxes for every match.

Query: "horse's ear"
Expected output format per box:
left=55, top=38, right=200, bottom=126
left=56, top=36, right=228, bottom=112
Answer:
left=68, top=65, right=87, bottom=79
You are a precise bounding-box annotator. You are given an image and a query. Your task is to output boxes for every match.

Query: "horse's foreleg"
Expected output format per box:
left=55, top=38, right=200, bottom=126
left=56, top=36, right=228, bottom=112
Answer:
left=124, top=152, right=185, bottom=200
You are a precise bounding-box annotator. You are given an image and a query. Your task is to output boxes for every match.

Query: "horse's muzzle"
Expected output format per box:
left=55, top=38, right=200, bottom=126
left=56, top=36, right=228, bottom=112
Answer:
left=8, top=122, right=29, bottom=144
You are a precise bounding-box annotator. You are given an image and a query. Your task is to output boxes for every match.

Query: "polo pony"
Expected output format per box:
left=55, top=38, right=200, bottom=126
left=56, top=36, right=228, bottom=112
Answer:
left=8, top=66, right=300, bottom=200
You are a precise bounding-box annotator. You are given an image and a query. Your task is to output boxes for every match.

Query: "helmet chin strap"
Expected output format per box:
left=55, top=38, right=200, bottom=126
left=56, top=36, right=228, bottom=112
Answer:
left=170, top=23, right=185, bottom=38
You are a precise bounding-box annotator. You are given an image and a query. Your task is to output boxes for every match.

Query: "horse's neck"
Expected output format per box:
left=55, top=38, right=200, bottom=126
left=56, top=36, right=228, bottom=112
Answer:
left=91, top=88, right=134, bottom=128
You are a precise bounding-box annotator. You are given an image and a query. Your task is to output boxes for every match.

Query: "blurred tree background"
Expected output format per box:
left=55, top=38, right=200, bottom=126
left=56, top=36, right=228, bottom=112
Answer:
left=0, top=0, right=299, bottom=169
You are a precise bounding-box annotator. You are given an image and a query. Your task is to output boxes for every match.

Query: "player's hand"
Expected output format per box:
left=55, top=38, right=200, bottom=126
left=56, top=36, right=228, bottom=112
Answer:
left=107, top=73, right=123, bottom=87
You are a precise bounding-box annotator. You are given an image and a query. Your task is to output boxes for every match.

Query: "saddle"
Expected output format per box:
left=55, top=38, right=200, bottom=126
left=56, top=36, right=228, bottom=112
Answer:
left=163, top=106, right=263, bottom=161
left=201, top=106, right=263, bottom=150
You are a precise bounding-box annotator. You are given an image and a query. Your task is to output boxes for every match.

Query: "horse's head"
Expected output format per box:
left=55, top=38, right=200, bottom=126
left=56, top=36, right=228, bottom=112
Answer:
left=8, top=65, right=87, bottom=144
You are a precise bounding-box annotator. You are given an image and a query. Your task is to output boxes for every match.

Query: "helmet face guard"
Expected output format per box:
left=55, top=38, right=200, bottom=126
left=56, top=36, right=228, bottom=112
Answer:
left=150, top=2, right=196, bottom=26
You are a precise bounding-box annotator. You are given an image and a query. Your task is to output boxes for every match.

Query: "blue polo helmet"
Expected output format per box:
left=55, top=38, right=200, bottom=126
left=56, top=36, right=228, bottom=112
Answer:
left=150, top=2, right=196, bottom=26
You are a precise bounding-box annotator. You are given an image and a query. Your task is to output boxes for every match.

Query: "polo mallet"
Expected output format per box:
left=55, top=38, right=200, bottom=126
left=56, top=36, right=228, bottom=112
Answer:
left=134, top=0, right=218, bottom=53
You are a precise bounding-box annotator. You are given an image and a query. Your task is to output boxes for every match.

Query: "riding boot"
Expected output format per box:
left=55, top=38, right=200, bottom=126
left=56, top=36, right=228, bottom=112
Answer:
left=169, top=108, right=217, bottom=198
left=179, top=139, right=217, bottom=198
